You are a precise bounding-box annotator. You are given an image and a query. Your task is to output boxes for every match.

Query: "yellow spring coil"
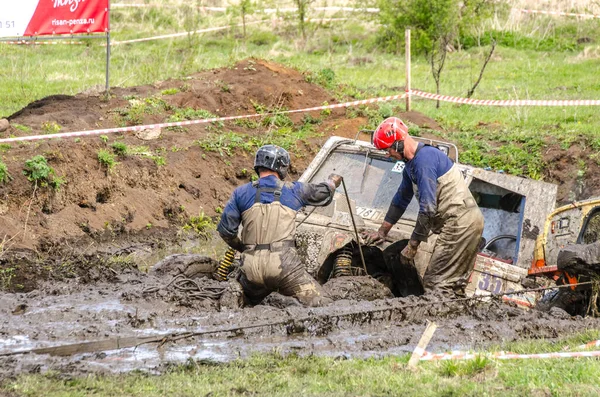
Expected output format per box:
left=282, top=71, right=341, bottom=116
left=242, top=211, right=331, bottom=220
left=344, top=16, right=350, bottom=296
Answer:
left=214, top=247, right=236, bottom=281
left=332, top=246, right=353, bottom=278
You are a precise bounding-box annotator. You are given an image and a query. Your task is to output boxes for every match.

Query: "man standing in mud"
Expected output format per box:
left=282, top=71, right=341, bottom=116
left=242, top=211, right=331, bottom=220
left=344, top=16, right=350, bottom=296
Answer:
left=217, top=144, right=342, bottom=306
left=363, top=117, right=484, bottom=297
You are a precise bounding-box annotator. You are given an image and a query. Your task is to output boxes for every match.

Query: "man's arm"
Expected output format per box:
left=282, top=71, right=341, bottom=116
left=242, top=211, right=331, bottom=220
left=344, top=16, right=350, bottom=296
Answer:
left=297, top=173, right=341, bottom=207
left=412, top=164, right=438, bottom=243
left=364, top=173, right=413, bottom=245
left=216, top=190, right=244, bottom=252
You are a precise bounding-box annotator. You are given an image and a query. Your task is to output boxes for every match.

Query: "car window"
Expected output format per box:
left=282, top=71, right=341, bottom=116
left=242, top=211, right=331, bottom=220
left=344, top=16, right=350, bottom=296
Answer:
left=581, top=208, right=600, bottom=244
left=308, top=150, right=420, bottom=220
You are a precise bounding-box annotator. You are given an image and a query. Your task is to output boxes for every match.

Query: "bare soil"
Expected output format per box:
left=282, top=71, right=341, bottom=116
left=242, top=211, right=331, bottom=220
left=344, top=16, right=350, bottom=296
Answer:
left=1, top=59, right=599, bottom=376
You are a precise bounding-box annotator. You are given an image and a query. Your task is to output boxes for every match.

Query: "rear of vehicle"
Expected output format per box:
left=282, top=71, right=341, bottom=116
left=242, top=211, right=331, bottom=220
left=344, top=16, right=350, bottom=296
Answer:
left=528, top=198, right=600, bottom=315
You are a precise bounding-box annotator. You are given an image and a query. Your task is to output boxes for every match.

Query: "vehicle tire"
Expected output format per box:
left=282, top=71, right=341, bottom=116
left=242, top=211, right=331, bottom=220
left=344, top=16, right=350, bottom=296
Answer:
left=536, top=288, right=588, bottom=317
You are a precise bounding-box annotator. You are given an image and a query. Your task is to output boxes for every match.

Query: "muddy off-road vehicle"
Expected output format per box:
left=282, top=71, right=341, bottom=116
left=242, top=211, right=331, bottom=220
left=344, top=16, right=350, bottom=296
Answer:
left=295, top=136, right=557, bottom=306
left=528, top=197, right=600, bottom=315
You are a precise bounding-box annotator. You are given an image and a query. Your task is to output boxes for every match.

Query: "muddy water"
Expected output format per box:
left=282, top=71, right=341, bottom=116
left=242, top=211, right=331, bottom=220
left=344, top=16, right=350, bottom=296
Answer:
left=2, top=266, right=600, bottom=377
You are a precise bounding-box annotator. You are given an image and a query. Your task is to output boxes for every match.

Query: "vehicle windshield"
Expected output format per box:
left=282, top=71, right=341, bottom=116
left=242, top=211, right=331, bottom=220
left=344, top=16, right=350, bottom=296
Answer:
left=308, top=149, right=420, bottom=221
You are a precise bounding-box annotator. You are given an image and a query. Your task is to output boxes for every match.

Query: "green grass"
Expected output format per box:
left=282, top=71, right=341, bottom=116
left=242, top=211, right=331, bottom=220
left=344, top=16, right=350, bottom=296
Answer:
left=4, top=333, right=600, bottom=396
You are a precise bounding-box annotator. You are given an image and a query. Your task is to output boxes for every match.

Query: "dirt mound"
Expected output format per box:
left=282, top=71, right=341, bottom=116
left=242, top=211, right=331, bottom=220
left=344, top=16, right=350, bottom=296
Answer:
left=1, top=59, right=347, bottom=253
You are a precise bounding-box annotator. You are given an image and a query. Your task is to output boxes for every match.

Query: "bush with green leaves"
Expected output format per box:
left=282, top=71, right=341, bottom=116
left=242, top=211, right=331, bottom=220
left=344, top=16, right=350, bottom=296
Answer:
left=97, top=150, right=118, bottom=171
left=182, top=212, right=215, bottom=239
left=41, top=121, right=61, bottom=134
left=111, top=142, right=128, bottom=156
left=23, top=155, right=64, bottom=189
left=0, top=160, right=12, bottom=184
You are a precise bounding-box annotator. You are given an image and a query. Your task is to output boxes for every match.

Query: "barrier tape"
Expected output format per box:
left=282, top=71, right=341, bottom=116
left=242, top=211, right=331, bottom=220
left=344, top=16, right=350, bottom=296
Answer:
left=5, top=88, right=600, bottom=144
left=109, top=18, right=347, bottom=46
left=421, top=349, right=600, bottom=361
left=410, top=90, right=600, bottom=106
left=112, top=4, right=598, bottom=18
left=577, top=340, right=600, bottom=350
left=0, top=93, right=407, bottom=144
left=110, top=22, right=263, bottom=46
left=519, top=9, right=600, bottom=19
left=111, top=4, right=379, bottom=13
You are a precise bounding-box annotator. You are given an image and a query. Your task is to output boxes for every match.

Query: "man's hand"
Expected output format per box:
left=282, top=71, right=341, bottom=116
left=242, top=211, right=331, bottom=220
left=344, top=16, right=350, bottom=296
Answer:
left=400, top=240, right=419, bottom=262
left=219, top=233, right=244, bottom=252
left=362, top=229, right=385, bottom=245
left=362, top=221, right=393, bottom=245
left=327, top=173, right=343, bottom=188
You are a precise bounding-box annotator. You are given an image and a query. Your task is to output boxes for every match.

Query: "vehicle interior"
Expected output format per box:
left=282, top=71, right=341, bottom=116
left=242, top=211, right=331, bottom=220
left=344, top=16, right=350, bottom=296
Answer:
left=469, top=178, right=525, bottom=264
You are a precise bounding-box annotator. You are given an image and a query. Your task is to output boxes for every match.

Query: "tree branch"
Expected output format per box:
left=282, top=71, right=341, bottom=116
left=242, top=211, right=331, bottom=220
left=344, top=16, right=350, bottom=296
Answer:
left=467, top=40, right=496, bottom=98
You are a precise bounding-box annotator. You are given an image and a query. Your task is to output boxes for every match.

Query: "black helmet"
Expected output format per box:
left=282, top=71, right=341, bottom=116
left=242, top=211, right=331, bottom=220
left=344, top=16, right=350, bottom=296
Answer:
left=254, top=145, right=290, bottom=179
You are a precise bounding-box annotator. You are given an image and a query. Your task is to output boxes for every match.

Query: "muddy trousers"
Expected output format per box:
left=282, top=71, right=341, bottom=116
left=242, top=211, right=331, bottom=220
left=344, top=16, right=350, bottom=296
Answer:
left=423, top=207, right=484, bottom=296
left=238, top=247, right=332, bottom=307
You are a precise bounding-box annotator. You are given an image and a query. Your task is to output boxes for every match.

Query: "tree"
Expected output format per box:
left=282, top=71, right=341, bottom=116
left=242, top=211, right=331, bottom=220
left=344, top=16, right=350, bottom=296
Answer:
left=294, top=0, right=315, bottom=41
left=227, top=0, right=255, bottom=39
left=377, top=0, right=501, bottom=107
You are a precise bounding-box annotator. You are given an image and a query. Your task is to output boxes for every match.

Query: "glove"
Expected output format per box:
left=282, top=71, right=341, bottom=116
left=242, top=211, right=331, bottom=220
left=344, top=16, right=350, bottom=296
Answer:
left=327, top=173, right=343, bottom=188
left=362, top=229, right=385, bottom=245
left=400, top=243, right=418, bottom=262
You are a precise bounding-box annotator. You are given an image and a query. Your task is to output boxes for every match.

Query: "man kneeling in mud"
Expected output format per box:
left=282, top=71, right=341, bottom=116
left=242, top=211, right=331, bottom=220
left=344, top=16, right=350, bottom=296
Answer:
left=217, top=144, right=342, bottom=307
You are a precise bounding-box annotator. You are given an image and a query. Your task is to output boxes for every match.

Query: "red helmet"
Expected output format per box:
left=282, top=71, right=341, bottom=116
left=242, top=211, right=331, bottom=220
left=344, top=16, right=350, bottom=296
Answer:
left=372, top=117, right=409, bottom=150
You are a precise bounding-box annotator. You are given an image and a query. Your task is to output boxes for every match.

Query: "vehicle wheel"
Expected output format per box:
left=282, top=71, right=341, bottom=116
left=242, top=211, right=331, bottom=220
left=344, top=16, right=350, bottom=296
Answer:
left=536, top=288, right=588, bottom=316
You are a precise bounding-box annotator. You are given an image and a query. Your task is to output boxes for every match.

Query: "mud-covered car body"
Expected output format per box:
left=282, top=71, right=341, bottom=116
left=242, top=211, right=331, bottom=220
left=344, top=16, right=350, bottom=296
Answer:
left=296, top=136, right=557, bottom=305
left=529, top=198, right=600, bottom=312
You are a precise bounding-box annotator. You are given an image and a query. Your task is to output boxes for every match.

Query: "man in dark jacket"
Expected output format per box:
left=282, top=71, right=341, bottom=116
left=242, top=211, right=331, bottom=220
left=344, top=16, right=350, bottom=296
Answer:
left=217, top=144, right=341, bottom=306
left=363, top=117, right=484, bottom=297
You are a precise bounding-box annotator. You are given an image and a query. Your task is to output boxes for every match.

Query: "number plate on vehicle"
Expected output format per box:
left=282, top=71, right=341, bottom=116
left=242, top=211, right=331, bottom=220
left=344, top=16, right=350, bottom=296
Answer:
left=391, top=161, right=405, bottom=173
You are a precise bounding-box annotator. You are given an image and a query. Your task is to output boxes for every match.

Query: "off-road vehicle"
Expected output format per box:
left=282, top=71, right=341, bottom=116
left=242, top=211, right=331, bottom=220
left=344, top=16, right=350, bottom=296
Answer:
left=295, top=135, right=557, bottom=306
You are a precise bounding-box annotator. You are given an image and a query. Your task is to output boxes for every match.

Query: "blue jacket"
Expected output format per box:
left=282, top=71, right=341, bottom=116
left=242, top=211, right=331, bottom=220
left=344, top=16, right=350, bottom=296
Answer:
left=217, top=175, right=334, bottom=239
left=384, top=143, right=453, bottom=241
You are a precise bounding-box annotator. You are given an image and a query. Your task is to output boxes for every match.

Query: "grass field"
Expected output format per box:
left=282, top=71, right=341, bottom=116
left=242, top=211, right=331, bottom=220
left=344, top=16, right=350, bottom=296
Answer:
left=3, top=331, right=600, bottom=396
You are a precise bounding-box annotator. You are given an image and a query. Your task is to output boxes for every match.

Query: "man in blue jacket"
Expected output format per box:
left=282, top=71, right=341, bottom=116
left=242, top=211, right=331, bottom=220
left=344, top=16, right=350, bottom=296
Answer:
left=217, top=144, right=341, bottom=306
left=363, top=117, right=484, bottom=297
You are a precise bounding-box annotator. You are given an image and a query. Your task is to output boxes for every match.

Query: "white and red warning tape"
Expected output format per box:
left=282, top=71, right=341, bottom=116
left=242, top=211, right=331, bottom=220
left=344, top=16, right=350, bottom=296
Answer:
left=411, top=90, right=600, bottom=107
left=109, top=18, right=347, bottom=46
left=4, top=88, right=600, bottom=144
left=518, top=9, right=600, bottom=19
left=0, top=93, right=407, bottom=144
left=421, top=349, right=600, bottom=361
left=110, top=23, right=262, bottom=46
left=576, top=340, right=600, bottom=350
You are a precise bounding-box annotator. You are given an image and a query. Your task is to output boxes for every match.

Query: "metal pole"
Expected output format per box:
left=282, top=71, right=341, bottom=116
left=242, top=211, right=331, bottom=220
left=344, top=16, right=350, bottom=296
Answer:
left=105, top=32, right=110, bottom=94
left=340, top=178, right=368, bottom=275
left=405, top=28, right=411, bottom=111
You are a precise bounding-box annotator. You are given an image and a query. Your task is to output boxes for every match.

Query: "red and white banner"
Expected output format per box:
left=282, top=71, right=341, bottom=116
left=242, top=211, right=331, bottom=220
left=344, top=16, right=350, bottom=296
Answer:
left=0, top=1, right=109, bottom=38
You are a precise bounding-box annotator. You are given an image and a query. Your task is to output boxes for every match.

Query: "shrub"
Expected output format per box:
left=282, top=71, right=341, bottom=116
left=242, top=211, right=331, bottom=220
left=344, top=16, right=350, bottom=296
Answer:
left=161, top=88, right=180, bottom=95
left=111, top=142, right=128, bottom=156
left=23, top=155, right=64, bottom=189
left=41, top=121, right=61, bottom=134
left=23, top=155, right=53, bottom=183
left=0, top=160, right=12, bottom=184
left=97, top=150, right=118, bottom=171
left=182, top=212, right=215, bottom=238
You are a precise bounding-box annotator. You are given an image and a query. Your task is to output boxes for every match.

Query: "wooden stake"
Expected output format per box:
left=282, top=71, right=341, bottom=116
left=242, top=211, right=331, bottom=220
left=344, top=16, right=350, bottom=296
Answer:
left=407, top=320, right=437, bottom=369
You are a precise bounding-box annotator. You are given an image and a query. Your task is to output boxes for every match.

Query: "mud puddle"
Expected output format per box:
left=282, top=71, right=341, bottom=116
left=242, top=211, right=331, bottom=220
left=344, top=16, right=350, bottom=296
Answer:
left=3, top=266, right=600, bottom=377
